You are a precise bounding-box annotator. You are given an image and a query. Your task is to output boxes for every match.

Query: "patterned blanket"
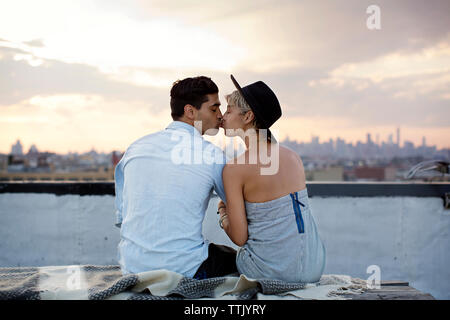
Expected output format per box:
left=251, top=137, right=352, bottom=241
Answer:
left=0, top=265, right=367, bottom=300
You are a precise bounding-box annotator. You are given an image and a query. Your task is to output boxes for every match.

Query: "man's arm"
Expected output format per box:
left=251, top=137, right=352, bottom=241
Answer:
left=114, top=158, right=124, bottom=228
left=212, top=153, right=227, bottom=204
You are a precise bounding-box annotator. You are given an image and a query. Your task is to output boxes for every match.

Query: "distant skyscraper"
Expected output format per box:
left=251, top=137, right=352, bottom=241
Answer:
left=376, top=134, right=379, bottom=146
left=367, top=133, right=372, bottom=144
left=396, top=127, right=400, bottom=146
left=422, top=136, right=426, bottom=147
left=388, top=134, right=393, bottom=145
left=11, top=139, right=23, bottom=156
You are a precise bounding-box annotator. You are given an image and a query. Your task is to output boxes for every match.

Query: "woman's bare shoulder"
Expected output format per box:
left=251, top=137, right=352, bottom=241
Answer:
left=280, top=145, right=303, bottom=164
left=224, top=153, right=255, bottom=177
left=224, top=156, right=245, bottom=171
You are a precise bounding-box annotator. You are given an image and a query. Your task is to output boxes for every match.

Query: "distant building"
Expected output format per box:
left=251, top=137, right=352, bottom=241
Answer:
left=26, top=144, right=40, bottom=168
left=354, top=167, right=384, bottom=181
left=11, top=140, right=23, bottom=156
left=28, top=144, right=39, bottom=154
left=0, top=154, right=8, bottom=172
left=306, top=166, right=344, bottom=181
left=353, top=166, right=399, bottom=181
left=384, top=167, right=398, bottom=181
left=388, top=134, right=393, bottom=145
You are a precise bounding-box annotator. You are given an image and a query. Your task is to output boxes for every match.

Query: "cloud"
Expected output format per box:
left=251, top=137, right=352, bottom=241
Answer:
left=23, top=38, right=45, bottom=48
left=295, top=36, right=450, bottom=127
left=0, top=44, right=169, bottom=108
left=284, top=70, right=450, bottom=128
left=2, top=34, right=449, bottom=132
left=99, top=0, right=450, bottom=72
left=324, top=38, right=450, bottom=83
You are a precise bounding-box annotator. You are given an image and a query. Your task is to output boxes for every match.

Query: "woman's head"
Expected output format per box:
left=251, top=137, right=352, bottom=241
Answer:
left=222, top=90, right=271, bottom=142
left=224, top=75, right=282, bottom=143
left=222, top=90, right=257, bottom=132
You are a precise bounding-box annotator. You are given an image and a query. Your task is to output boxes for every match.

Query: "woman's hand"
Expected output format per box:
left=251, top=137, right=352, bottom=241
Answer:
left=217, top=200, right=229, bottom=229
left=217, top=200, right=226, bottom=213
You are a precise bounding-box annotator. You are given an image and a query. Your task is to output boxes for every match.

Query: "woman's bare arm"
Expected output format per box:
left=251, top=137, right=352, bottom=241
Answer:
left=219, top=163, right=248, bottom=246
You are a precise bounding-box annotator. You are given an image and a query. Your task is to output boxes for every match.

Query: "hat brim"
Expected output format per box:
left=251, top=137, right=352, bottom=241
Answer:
left=230, top=74, right=243, bottom=95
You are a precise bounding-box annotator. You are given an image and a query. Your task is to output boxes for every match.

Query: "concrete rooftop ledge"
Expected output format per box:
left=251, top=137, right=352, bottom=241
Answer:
left=0, top=181, right=449, bottom=299
left=0, top=181, right=449, bottom=198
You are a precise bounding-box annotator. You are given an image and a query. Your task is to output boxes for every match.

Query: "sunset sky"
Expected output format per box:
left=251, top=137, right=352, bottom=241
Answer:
left=1, top=0, right=449, bottom=154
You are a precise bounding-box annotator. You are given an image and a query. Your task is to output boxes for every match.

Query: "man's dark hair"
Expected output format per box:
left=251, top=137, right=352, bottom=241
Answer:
left=170, top=76, right=219, bottom=120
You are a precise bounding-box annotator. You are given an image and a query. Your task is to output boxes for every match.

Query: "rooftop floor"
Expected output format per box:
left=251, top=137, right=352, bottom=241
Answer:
left=350, top=281, right=435, bottom=300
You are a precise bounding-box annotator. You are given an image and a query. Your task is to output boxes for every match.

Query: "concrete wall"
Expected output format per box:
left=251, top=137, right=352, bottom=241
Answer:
left=0, top=193, right=449, bottom=299
left=0, top=193, right=119, bottom=266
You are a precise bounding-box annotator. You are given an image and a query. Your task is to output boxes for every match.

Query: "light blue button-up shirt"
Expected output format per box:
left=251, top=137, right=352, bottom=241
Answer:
left=114, top=121, right=227, bottom=277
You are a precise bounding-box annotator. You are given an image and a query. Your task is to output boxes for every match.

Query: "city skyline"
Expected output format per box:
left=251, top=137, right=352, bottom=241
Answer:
left=4, top=126, right=448, bottom=156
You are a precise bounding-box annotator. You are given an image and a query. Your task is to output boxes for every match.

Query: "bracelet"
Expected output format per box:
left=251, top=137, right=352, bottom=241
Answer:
left=219, top=214, right=228, bottom=229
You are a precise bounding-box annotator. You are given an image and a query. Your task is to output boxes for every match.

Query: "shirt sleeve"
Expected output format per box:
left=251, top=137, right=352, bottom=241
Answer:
left=114, top=158, right=124, bottom=228
left=212, top=152, right=227, bottom=204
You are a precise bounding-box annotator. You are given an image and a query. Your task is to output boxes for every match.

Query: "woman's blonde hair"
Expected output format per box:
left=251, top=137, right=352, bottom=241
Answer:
left=225, top=90, right=260, bottom=129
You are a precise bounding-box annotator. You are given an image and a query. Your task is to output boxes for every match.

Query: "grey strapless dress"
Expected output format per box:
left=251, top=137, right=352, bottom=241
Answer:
left=236, top=188, right=326, bottom=283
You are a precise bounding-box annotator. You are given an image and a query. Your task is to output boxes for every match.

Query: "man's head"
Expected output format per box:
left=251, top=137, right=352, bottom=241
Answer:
left=170, top=76, right=222, bottom=135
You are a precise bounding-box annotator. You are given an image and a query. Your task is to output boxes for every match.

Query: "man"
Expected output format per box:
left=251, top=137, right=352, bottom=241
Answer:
left=114, top=76, right=237, bottom=279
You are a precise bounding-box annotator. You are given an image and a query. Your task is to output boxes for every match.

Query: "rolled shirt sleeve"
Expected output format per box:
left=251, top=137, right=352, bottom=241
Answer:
left=212, top=152, right=227, bottom=205
left=114, top=158, right=125, bottom=228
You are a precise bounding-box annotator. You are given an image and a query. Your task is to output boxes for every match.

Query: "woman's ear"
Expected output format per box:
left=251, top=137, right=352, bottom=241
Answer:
left=244, top=111, right=255, bottom=125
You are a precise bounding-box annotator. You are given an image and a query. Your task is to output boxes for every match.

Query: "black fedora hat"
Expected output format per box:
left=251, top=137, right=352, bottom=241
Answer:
left=230, top=74, right=282, bottom=142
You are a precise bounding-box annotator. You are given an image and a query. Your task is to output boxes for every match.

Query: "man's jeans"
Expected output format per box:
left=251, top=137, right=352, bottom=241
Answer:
left=193, top=243, right=238, bottom=280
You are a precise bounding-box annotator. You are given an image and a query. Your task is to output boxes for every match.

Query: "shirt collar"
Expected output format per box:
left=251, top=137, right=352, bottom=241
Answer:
left=165, top=121, right=202, bottom=137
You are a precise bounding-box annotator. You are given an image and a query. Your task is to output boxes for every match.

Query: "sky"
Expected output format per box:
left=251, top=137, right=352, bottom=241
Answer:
left=0, top=0, right=449, bottom=154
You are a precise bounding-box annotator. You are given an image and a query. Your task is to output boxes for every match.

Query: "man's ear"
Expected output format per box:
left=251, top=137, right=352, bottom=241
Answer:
left=184, top=104, right=196, bottom=120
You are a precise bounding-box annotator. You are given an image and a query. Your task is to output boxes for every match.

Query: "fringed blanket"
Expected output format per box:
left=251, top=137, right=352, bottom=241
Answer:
left=0, top=265, right=367, bottom=300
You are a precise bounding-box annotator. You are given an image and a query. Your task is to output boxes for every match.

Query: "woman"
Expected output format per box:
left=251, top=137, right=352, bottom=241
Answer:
left=217, top=75, right=326, bottom=283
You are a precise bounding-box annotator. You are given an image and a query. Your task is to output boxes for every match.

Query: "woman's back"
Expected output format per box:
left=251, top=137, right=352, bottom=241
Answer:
left=236, top=188, right=326, bottom=283
left=238, top=144, right=306, bottom=203
left=234, top=144, right=326, bottom=283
